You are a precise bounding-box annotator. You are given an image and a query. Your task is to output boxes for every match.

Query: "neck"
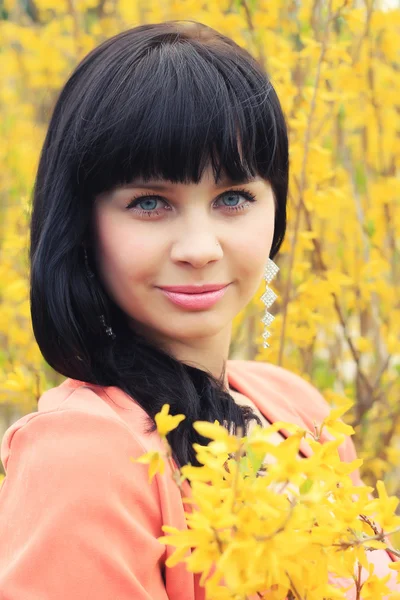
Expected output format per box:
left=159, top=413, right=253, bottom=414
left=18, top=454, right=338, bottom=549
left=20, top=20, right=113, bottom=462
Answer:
left=136, top=322, right=233, bottom=390
left=172, top=332, right=232, bottom=390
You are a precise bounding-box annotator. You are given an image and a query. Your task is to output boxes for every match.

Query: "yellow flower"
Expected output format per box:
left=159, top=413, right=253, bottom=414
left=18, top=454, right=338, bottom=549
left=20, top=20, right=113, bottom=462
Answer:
left=361, top=564, right=391, bottom=599
left=364, top=480, right=400, bottom=532
left=389, top=560, right=400, bottom=586
left=155, top=404, right=186, bottom=437
left=320, top=403, right=355, bottom=439
left=193, top=420, right=242, bottom=455
left=131, top=451, right=165, bottom=482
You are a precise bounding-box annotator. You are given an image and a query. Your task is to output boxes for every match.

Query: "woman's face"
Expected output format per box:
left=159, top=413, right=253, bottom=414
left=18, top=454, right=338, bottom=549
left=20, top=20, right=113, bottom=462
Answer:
left=92, top=163, right=276, bottom=348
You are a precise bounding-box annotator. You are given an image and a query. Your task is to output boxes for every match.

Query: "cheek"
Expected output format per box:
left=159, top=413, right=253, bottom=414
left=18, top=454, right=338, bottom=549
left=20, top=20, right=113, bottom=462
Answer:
left=93, top=209, right=159, bottom=287
left=233, top=213, right=275, bottom=275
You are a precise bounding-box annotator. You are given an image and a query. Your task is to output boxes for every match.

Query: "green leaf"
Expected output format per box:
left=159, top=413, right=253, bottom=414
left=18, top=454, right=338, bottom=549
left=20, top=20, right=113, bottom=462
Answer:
left=312, top=358, right=336, bottom=390
left=355, top=162, right=367, bottom=194
left=300, top=478, right=314, bottom=495
left=365, top=220, right=376, bottom=238
left=246, top=445, right=265, bottom=475
left=249, top=0, right=258, bottom=12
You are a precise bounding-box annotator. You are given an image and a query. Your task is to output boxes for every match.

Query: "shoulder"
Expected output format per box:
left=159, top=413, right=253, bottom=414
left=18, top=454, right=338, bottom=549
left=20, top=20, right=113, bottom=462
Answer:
left=229, top=359, right=332, bottom=423
left=228, top=359, right=359, bottom=469
left=0, top=388, right=171, bottom=598
left=1, top=382, right=159, bottom=482
left=1, top=383, right=166, bottom=518
left=258, top=361, right=333, bottom=423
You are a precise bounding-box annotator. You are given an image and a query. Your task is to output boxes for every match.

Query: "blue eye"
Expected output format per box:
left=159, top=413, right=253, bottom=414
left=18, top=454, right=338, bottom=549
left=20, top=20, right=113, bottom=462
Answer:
left=126, top=194, right=167, bottom=216
left=223, top=194, right=241, bottom=206
left=136, top=198, right=159, bottom=211
left=217, top=190, right=256, bottom=209
left=126, top=187, right=257, bottom=217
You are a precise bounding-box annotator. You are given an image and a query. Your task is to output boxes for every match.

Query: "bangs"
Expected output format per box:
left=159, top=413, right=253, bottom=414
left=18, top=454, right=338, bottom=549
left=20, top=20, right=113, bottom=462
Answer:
left=76, top=35, right=281, bottom=198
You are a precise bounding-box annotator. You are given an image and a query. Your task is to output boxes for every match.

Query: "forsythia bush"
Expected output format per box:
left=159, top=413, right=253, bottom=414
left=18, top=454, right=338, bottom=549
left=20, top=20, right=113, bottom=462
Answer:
left=136, top=403, right=400, bottom=599
left=0, top=0, right=399, bottom=498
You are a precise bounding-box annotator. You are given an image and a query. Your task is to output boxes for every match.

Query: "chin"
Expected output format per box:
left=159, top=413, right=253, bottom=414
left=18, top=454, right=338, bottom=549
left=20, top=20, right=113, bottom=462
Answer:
left=160, top=317, right=232, bottom=339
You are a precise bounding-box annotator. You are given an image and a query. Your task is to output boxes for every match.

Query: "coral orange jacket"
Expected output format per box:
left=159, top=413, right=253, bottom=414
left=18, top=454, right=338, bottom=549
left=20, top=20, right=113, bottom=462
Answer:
left=0, top=360, right=398, bottom=599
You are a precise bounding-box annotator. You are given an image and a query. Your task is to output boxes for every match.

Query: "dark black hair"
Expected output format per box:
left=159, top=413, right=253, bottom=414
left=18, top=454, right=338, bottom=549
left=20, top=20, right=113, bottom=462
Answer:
left=30, top=20, right=289, bottom=467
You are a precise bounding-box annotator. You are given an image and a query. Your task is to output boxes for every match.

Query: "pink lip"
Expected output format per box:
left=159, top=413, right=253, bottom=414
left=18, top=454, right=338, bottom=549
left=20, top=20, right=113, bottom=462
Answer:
left=158, top=285, right=230, bottom=310
left=159, top=284, right=229, bottom=294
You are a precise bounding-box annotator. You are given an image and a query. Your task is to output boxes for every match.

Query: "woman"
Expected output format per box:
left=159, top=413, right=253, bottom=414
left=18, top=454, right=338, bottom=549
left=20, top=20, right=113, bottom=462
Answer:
left=0, top=20, right=397, bottom=600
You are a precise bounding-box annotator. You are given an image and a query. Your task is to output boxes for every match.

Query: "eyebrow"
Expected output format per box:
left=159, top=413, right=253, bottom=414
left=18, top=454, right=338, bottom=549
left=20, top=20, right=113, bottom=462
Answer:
left=118, top=177, right=259, bottom=191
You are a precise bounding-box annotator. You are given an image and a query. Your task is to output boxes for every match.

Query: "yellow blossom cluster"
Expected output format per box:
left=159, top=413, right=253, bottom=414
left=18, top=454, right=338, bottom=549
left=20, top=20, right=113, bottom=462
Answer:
left=136, top=404, right=400, bottom=599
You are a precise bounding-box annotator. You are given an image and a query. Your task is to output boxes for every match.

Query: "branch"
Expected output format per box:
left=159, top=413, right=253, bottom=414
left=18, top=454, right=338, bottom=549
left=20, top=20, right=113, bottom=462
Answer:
left=278, top=0, right=333, bottom=367
left=289, top=184, right=375, bottom=403
left=354, top=561, right=363, bottom=600
left=333, top=524, right=400, bottom=558
left=285, top=571, right=305, bottom=600
left=240, top=0, right=266, bottom=69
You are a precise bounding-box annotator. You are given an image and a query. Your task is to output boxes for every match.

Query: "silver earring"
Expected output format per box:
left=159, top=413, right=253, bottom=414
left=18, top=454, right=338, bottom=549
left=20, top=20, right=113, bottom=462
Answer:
left=261, top=258, right=279, bottom=348
left=83, top=247, right=95, bottom=279
left=83, top=247, right=116, bottom=341
left=99, top=314, right=116, bottom=340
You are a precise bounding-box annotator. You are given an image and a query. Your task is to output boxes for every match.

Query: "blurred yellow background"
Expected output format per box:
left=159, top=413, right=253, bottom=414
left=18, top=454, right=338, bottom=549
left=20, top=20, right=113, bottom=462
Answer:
left=0, top=0, right=399, bottom=505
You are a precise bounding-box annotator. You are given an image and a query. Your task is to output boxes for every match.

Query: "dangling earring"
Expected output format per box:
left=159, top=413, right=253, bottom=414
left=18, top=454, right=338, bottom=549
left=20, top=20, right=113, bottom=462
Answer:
left=261, top=258, right=279, bottom=348
left=83, top=246, right=116, bottom=341
left=99, top=315, right=116, bottom=340
left=83, top=246, right=95, bottom=278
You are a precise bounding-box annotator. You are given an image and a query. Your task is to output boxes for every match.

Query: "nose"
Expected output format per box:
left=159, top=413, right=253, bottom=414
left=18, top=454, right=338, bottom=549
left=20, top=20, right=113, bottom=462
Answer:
left=170, top=225, right=223, bottom=268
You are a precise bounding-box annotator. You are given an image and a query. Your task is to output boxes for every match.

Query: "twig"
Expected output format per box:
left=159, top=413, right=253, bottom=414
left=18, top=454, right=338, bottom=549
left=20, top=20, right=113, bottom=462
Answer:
left=351, top=0, right=373, bottom=65
left=285, top=571, right=304, bottom=600
left=240, top=0, right=266, bottom=68
left=278, top=0, right=333, bottom=367
left=288, top=185, right=375, bottom=402
left=66, top=0, right=83, bottom=56
left=254, top=503, right=296, bottom=542
left=354, top=561, right=363, bottom=600
left=333, top=524, right=400, bottom=558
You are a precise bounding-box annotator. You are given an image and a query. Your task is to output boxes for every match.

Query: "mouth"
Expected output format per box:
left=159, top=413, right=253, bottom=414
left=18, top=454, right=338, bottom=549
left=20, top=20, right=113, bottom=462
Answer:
left=157, top=284, right=230, bottom=310
left=158, top=284, right=230, bottom=294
